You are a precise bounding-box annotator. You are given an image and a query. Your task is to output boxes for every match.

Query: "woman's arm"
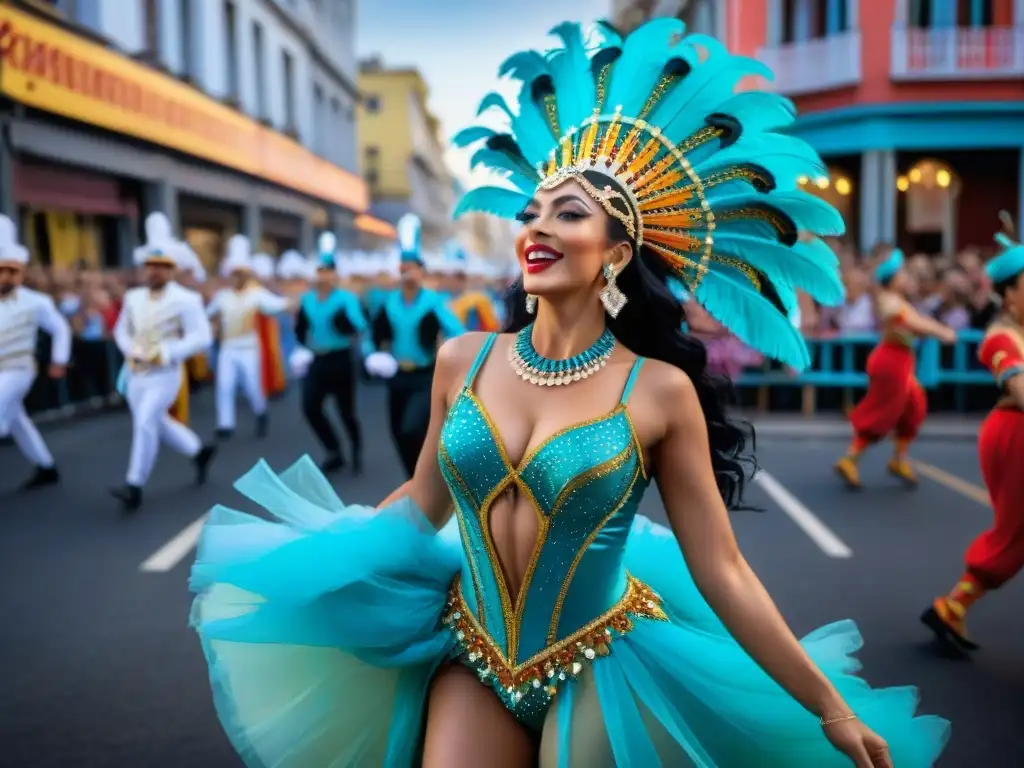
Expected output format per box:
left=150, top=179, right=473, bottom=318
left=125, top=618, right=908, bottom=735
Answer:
left=900, top=305, right=957, bottom=343
left=655, top=370, right=849, bottom=719
left=375, top=336, right=480, bottom=526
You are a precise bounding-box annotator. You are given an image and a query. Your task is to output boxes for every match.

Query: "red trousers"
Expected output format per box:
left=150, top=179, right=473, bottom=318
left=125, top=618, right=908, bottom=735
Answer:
left=850, top=342, right=926, bottom=442
left=967, top=408, right=1024, bottom=589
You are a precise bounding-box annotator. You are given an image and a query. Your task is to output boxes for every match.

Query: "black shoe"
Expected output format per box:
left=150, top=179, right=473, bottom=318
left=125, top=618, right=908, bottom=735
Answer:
left=255, top=414, right=269, bottom=439
left=194, top=445, right=217, bottom=486
left=215, top=429, right=234, bottom=441
left=21, top=465, right=60, bottom=491
left=110, top=484, right=143, bottom=514
left=319, top=453, right=345, bottom=473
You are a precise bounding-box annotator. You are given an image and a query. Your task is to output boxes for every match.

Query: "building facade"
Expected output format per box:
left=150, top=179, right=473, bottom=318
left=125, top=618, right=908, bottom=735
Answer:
left=615, top=0, right=1024, bottom=255
left=357, top=58, right=455, bottom=249
left=2, top=0, right=394, bottom=271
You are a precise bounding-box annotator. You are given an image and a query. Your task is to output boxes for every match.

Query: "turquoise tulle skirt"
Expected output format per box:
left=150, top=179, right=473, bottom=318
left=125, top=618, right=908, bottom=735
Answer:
left=190, top=457, right=950, bottom=767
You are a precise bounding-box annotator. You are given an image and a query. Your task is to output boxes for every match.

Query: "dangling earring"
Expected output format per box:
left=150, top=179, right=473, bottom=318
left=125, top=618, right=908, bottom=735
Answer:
left=525, top=294, right=537, bottom=314
left=600, top=263, right=627, bottom=318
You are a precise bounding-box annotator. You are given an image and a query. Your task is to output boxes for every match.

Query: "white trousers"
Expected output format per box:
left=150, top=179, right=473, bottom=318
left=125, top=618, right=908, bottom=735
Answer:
left=0, top=368, right=55, bottom=468
left=125, top=367, right=202, bottom=487
left=216, top=344, right=266, bottom=431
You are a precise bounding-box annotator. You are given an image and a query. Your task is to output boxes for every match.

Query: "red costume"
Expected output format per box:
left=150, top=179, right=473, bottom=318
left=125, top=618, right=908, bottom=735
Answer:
left=923, top=320, right=1024, bottom=650
left=256, top=313, right=287, bottom=398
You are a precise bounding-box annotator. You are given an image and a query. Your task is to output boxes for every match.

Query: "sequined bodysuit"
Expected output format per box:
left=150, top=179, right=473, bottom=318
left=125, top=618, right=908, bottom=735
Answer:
left=437, top=333, right=666, bottom=728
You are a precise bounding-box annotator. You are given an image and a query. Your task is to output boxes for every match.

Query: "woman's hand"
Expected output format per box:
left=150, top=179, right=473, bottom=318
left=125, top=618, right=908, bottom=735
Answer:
left=824, top=718, right=892, bottom=768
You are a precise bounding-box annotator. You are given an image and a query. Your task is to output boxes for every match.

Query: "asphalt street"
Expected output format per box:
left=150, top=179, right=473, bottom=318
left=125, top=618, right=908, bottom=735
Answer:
left=1, top=383, right=1022, bottom=767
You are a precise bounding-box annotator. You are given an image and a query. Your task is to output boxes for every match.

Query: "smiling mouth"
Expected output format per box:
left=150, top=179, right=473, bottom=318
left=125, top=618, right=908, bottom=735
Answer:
left=525, top=244, right=563, bottom=264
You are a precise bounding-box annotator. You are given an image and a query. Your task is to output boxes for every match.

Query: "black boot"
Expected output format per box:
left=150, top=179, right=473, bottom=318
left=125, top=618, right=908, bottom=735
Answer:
left=319, top=452, right=345, bottom=474
left=193, top=445, right=217, bottom=486
left=255, top=413, right=269, bottom=439
left=110, top=484, right=143, bottom=514
left=21, top=465, right=60, bottom=491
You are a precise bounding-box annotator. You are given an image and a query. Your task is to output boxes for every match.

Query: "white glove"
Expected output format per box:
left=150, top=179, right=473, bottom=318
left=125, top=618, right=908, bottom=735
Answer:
left=289, top=347, right=314, bottom=378
left=365, top=351, right=399, bottom=379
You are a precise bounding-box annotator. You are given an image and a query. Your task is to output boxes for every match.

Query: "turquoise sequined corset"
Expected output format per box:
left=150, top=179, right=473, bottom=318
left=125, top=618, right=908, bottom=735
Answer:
left=437, top=333, right=665, bottom=726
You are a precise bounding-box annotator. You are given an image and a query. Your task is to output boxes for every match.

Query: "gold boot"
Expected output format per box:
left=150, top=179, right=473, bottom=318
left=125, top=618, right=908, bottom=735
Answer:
left=887, top=458, right=919, bottom=486
left=834, top=456, right=861, bottom=489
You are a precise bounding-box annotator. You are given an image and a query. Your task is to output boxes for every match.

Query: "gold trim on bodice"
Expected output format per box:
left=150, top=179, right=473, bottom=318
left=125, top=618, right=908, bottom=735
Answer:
left=443, top=572, right=667, bottom=704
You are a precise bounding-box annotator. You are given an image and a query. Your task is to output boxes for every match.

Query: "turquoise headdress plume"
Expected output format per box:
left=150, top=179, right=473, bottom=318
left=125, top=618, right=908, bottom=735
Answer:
left=316, top=231, right=337, bottom=271
left=397, top=213, right=423, bottom=265
left=451, top=19, right=845, bottom=370
left=874, top=248, right=904, bottom=284
left=986, top=211, right=1024, bottom=285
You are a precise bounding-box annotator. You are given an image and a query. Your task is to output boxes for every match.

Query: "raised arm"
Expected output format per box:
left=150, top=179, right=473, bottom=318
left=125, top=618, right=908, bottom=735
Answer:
left=654, top=369, right=890, bottom=765
left=880, top=292, right=955, bottom=343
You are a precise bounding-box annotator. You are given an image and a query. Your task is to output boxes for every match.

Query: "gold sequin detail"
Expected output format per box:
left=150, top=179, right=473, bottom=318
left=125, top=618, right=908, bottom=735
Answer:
left=444, top=573, right=667, bottom=704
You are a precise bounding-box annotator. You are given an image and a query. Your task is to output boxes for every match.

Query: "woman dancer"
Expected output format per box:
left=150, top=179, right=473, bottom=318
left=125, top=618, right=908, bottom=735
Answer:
left=190, top=20, right=948, bottom=767
left=835, top=249, right=956, bottom=489
left=922, top=218, right=1024, bottom=652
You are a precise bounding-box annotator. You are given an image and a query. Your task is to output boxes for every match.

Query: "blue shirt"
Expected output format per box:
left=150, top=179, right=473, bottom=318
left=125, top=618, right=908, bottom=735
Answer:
left=364, top=287, right=389, bottom=319
left=381, top=288, right=465, bottom=368
left=299, top=289, right=374, bottom=357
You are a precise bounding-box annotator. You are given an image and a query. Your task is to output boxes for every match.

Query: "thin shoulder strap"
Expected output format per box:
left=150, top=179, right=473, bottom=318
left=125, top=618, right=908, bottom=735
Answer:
left=465, top=333, right=498, bottom=388
left=619, top=357, right=645, bottom=404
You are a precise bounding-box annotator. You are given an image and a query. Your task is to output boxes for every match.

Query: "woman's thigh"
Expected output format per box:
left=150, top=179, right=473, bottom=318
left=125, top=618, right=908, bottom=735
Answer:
left=422, top=663, right=537, bottom=768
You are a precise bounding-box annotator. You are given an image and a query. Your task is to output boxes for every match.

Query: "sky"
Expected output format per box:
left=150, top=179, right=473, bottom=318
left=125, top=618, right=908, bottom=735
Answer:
left=356, top=0, right=611, bottom=185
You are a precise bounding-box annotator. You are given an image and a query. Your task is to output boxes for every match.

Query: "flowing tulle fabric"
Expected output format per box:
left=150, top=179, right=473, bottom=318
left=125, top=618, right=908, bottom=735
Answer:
left=190, top=458, right=950, bottom=768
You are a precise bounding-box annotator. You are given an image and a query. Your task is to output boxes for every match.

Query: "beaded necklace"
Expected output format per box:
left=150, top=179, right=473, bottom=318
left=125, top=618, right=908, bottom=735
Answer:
left=508, top=323, right=616, bottom=387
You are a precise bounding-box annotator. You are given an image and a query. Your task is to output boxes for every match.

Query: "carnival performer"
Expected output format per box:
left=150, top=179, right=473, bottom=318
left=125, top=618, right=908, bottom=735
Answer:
left=176, top=245, right=214, bottom=395
left=274, top=249, right=312, bottom=377
left=206, top=236, right=290, bottom=440
left=0, top=215, right=69, bottom=490
left=371, top=213, right=466, bottom=477
left=250, top=252, right=289, bottom=400
left=295, top=233, right=381, bottom=474
left=922, top=215, right=1024, bottom=653
left=190, top=20, right=948, bottom=767
left=449, top=248, right=502, bottom=332
left=111, top=235, right=216, bottom=513
left=835, top=248, right=956, bottom=489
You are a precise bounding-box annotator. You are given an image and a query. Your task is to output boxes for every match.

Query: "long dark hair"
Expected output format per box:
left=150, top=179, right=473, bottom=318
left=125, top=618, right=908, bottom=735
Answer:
left=504, top=170, right=756, bottom=509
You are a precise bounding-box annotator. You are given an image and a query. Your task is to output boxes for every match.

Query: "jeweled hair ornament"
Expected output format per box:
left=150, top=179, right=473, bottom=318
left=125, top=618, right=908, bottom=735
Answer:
left=451, top=19, right=846, bottom=370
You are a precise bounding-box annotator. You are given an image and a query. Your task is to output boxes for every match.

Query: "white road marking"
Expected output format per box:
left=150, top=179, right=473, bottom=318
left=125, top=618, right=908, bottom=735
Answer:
left=139, top=514, right=208, bottom=572
left=754, top=471, right=853, bottom=559
left=911, top=460, right=991, bottom=508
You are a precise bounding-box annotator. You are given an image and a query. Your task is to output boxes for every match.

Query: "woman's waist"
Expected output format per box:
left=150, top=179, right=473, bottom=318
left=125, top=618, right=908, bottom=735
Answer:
left=445, top=569, right=666, bottom=697
left=878, top=334, right=915, bottom=350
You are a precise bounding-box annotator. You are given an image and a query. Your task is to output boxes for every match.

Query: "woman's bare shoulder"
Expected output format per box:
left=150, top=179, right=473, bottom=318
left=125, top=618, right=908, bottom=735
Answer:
left=436, top=332, right=502, bottom=385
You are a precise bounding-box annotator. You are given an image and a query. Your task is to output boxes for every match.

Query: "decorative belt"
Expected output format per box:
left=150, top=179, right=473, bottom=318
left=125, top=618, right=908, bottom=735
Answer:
left=443, top=573, right=667, bottom=708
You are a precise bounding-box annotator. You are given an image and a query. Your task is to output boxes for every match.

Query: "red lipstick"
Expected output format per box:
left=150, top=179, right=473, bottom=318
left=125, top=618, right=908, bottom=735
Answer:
left=524, top=243, right=563, bottom=274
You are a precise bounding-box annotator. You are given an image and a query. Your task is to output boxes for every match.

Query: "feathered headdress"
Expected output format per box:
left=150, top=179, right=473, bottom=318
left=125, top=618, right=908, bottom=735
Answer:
left=987, top=211, right=1024, bottom=285
left=452, top=19, right=845, bottom=370
left=0, top=215, right=29, bottom=266
left=397, top=213, right=423, bottom=264
left=316, top=231, right=337, bottom=271
left=874, top=249, right=904, bottom=284
left=134, top=212, right=178, bottom=268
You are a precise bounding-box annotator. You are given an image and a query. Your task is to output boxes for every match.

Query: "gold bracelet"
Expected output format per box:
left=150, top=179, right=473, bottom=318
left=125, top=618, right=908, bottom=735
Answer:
left=820, top=714, right=858, bottom=727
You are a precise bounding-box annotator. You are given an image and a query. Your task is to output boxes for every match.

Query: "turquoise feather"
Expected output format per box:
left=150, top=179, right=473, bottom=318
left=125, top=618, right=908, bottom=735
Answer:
left=695, top=267, right=811, bottom=371
left=546, top=23, right=596, bottom=131
left=712, top=233, right=845, bottom=306
left=714, top=91, right=797, bottom=134
left=453, top=187, right=531, bottom=220
left=477, top=92, right=514, bottom=119
left=602, top=18, right=686, bottom=116
left=709, top=189, right=846, bottom=236
left=498, top=50, right=549, bottom=82
left=468, top=149, right=537, bottom=192
left=511, top=81, right=559, bottom=165
left=451, top=126, right=496, bottom=148
left=695, top=135, right=827, bottom=188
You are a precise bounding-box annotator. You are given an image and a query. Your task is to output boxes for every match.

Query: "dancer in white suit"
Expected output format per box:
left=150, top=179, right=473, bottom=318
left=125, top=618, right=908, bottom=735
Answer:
left=0, top=215, right=70, bottom=490
left=111, top=228, right=216, bottom=513
left=206, top=235, right=290, bottom=439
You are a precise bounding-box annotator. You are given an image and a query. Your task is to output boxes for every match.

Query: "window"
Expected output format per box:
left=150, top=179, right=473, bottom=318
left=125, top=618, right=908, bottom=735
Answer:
left=364, top=146, right=380, bottom=191
left=330, top=96, right=342, bottom=164
left=224, top=1, right=239, bottom=99
left=282, top=50, right=296, bottom=128
left=908, top=0, right=932, bottom=27
left=313, top=84, right=325, bottom=155
left=253, top=22, right=266, bottom=118
left=142, top=0, right=159, bottom=58
left=957, top=0, right=993, bottom=26
left=180, top=0, right=193, bottom=78
left=365, top=95, right=381, bottom=113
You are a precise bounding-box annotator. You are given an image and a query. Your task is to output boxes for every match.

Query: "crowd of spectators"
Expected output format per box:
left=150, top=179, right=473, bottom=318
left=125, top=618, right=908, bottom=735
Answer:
left=17, top=238, right=1005, bottom=412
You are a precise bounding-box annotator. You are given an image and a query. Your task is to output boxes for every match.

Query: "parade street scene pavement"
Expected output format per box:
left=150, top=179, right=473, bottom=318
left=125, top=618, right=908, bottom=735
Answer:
left=0, top=386, right=1021, bottom=768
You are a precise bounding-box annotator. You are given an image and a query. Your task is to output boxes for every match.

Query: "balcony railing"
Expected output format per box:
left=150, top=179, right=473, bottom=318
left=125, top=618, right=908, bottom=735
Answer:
left=891, top=26, right=1024, bottom=80
left=756, top=31, right=862, bottom=97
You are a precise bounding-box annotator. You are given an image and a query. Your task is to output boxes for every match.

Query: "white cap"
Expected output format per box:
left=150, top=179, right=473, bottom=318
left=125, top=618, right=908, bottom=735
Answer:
left=0, top=215, right=29, bottom=266
left=251, top=253, right=274, bottom=282
left=133, top=211, right=179, bottom=267
left=318, top=231, right=337, bottom=255
left=219, top=234, right=253, bottom=278
left=277, top=249, right=309, bottom=280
